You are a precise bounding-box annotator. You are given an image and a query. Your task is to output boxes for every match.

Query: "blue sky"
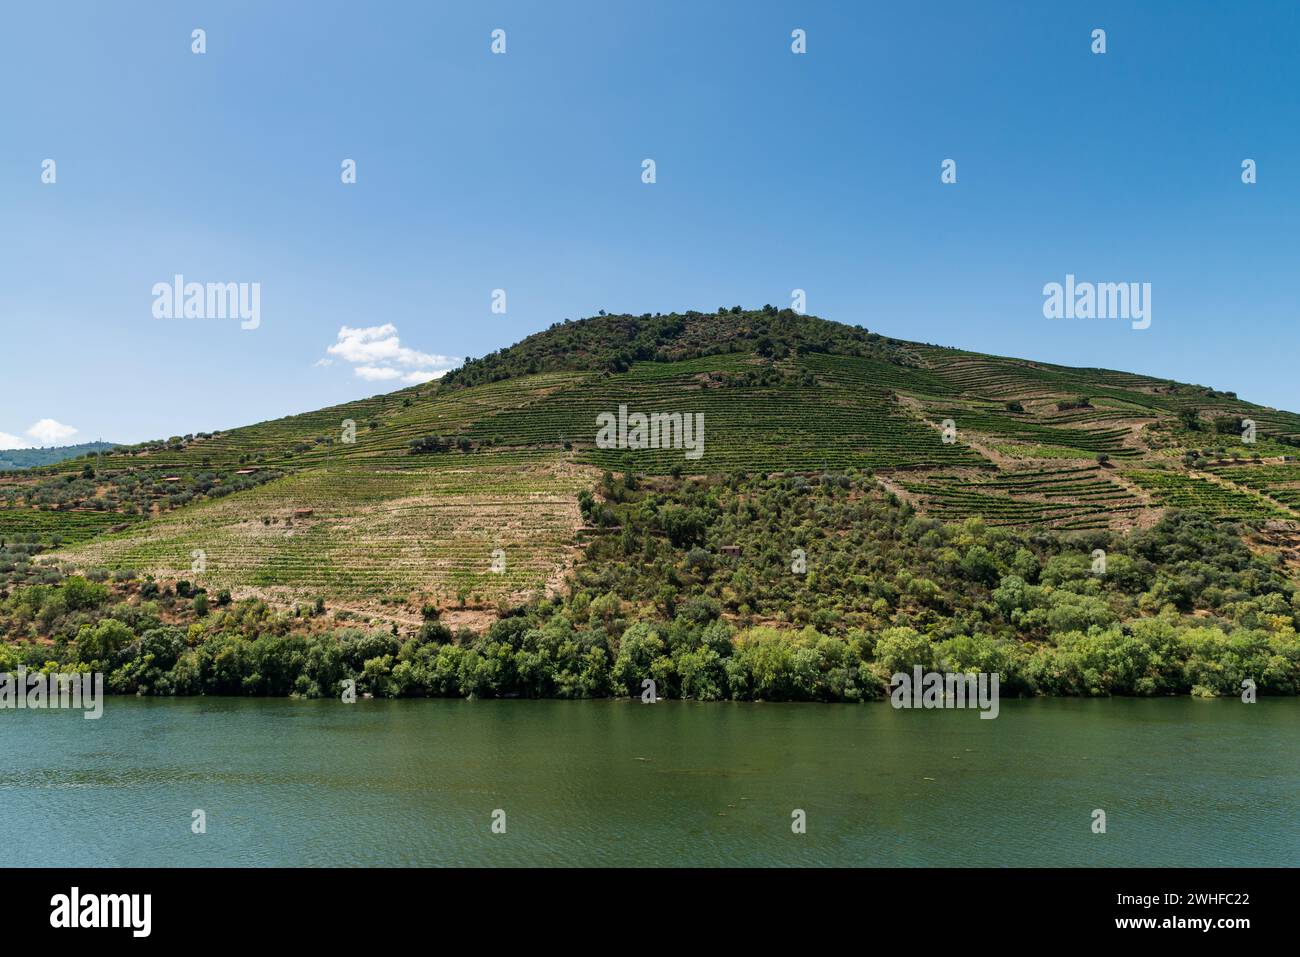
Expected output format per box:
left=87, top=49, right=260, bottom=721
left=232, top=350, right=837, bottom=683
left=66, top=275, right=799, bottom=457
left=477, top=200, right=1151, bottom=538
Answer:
left=2, top=0, right=1297, bottom=446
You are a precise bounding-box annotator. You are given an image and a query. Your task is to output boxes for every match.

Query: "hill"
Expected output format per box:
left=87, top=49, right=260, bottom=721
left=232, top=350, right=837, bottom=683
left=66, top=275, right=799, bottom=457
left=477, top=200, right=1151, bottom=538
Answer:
left=0, top=441, right=117, bottom=472
left=8, top=308, right=1300, bottom=583
left=2, top=309, right=1299, bottom=700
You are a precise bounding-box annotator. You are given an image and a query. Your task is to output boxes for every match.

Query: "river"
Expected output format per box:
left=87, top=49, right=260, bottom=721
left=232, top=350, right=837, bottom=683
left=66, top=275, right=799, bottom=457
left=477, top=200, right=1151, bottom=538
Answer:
left=3, top=697, right=1295, bottom=866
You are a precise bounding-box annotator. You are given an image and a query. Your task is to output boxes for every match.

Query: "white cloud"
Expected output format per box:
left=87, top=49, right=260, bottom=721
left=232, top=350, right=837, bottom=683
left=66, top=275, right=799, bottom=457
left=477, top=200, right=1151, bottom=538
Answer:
left=0, top=432, right=32, bottom=450
left=402, top=370, right=443, bottom=385
left=324, top=324, right=459, bottom=386
left=327, top=324, right=456, bottom=368
left=354, top=365, right=402, bottom=381
left=354, top=366, right=448, bottom=385
left=26, top=419, right=78, bottom=446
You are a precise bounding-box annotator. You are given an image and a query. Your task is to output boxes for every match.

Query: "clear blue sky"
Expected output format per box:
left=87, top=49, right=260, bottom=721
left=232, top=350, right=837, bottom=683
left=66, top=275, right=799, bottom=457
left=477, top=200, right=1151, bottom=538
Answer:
left=2, top=0, right=1297, bottom=447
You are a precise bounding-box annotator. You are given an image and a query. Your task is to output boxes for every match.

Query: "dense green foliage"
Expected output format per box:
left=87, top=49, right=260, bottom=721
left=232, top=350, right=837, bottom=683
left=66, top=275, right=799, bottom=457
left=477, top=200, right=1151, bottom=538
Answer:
left=4, top=474, right=1297, bottom=700
left=442, top=307, right=906, bottom=390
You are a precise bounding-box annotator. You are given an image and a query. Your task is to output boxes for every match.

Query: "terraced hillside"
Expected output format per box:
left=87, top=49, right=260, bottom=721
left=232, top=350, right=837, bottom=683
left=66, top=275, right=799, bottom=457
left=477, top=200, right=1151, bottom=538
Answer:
left=58, top=451, right=592, bottom=615
left=6, top=308, right=1300, bottom=616
left=892, top=464, right=1147, bottom=531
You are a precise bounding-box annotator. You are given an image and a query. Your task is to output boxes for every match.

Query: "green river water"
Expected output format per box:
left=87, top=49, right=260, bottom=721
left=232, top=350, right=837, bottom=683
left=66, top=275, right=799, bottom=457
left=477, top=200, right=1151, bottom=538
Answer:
left=2, top=697, right=1295, bottom=866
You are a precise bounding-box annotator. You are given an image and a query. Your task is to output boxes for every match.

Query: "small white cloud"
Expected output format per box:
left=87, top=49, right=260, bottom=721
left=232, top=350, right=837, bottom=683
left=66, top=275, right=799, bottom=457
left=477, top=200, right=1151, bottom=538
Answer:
left=314, top=358, right=334, bottom=367
left=351, top=366, right=443, bottom=385
left=26, top=419, right=78, bottom=446
left=0, top=432, right=32, bottom=450
left=402, top=370, right=445, bottom=385
left=324, top=324, right=459, bottom=385
left=355, top=365, right=402, bottom=381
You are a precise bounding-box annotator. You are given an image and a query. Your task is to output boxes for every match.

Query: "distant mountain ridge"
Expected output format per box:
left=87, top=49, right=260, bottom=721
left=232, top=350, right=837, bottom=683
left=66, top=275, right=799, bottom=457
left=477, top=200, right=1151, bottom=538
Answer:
left=0, top=441, right=116, bottom=471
